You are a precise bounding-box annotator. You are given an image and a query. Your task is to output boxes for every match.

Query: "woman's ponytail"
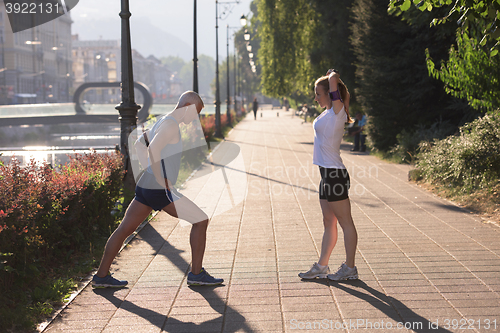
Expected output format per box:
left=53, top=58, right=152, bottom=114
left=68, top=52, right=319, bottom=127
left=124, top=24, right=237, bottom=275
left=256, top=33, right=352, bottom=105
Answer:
left=338, top=79, right=354, bottom=123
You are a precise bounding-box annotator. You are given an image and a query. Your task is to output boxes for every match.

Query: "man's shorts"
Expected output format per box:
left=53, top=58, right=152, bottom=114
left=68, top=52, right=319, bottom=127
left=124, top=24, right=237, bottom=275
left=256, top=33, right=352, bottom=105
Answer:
left=135, top=185, right=183, bottom=211
left=319, top=167, right=350, bottom=202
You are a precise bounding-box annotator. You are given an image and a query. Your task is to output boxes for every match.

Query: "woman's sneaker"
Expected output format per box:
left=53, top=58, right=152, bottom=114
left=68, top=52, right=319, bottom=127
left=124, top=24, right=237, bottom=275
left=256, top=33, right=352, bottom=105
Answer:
left=327, top=263, right=358, bottom=281
left=92, top=272, right=128, bottom=288
left=187, top=268, right=224, bottom=286
left=298, top=263, right=330, bottom=279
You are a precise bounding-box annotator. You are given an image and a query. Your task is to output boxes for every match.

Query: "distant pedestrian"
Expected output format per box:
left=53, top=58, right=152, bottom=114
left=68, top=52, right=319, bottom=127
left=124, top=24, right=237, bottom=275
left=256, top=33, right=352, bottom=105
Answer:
left=298, top=69, right=359, bottom=281
left=92, top=91, right=223, bottom=288
left=252, top=97, right=258, bottom=120
left=350, top=112, right=367, bottom=152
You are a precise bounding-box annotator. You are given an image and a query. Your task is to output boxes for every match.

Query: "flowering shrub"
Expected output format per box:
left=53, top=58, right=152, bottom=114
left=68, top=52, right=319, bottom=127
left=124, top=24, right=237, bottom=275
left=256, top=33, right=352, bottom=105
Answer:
left=0, top=151, right=123, bottom=279
left=200, top=112, right=241, bottom=142
left=200, top=115, right=216, bottom=141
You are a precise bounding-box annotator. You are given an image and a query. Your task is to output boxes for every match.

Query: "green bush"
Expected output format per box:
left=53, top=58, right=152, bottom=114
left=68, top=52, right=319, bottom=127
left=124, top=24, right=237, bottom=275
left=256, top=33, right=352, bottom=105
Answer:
left=0, top=151, right=123, bottom=331
left=416, top=112, right=500, bottom=192
left=390, top=120, right=457, bottom=163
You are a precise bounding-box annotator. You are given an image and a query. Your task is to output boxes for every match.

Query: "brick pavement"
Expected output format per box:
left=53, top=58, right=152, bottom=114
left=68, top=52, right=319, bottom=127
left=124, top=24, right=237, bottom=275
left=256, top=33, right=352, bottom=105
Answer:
left=43, top=107, right=500, bottom=333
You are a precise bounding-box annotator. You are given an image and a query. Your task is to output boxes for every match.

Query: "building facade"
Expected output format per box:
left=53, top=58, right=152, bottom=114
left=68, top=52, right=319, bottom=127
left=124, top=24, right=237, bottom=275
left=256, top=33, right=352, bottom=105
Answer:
left=71, top=37, right=121, bottom=104
left=72, top=37, right=173, bottom=105
left=0, top=6, right=72, bottom=104
left=0, top=7, right=175, bottom=105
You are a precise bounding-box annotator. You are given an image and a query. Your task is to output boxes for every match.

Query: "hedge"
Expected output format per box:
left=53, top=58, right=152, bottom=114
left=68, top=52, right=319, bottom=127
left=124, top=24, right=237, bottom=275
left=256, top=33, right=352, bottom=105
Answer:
left=416, top=112, right=500, bottom=192
left=0, top=151, right=123, bottom=324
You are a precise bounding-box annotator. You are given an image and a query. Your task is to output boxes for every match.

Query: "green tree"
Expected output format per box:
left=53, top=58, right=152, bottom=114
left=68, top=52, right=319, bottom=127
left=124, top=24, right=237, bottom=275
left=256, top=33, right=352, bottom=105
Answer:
left=161, top=56, right=186, bottom=74
left=390, top=0, right=500, bottom=113
left=257, top=0, right=317, bottom=98
left=351, top=0, right=467, bottom=151
left=161, top=55, right=215, bottom=99
left=199, top=54, right=216, bottom=98
left=310, top=0, right=358, bottom=101
left=389, top=0, right=500, bottom=56
left=426, top=32, right=500, bottom=111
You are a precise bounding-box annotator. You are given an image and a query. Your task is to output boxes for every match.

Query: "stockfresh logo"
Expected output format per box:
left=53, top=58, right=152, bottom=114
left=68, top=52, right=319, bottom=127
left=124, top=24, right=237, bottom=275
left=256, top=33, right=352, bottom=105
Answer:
left=3, top=0, right=79, bottom=33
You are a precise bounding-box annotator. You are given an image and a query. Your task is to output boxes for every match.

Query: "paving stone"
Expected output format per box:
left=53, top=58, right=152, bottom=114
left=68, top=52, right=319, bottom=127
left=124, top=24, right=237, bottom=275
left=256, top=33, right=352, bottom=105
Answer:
left=42, top=109, right=500, bottom=333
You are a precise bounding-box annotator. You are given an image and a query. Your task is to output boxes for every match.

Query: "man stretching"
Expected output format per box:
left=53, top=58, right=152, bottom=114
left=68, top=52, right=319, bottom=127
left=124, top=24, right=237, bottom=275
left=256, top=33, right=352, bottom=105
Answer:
left=92, top=91, right=223, bottom=288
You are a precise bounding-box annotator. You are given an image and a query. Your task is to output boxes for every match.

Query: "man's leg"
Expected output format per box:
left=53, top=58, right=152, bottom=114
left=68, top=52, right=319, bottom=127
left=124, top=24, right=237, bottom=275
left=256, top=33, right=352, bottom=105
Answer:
left=96, top=199, right=152, bottom=278
left=190, top=219, right=208, bottom=274
left=162, top=195, right=223, bottom=285
left=360, top=134, right=367, bottom=152
left=352, top=133, right=360, bottom=151
left=162, top=196, right=209, bottom=274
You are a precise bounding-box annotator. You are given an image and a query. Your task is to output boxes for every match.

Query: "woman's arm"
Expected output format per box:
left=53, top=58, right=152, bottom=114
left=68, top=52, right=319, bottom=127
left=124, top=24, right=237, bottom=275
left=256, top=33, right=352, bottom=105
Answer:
left=328, top=72, right=344, bottom=114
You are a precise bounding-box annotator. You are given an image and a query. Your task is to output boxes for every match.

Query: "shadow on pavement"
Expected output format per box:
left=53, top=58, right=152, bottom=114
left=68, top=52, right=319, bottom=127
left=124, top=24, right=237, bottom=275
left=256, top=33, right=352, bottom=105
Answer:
left=92, top=222, right=253, bottom=332
left=332, top=280, right=453, bottom=333
left=425, top=201, right=470, bottom=214
left=209, top=161, right=319, bottom=196
left=225, top=138, right=311, bottom=155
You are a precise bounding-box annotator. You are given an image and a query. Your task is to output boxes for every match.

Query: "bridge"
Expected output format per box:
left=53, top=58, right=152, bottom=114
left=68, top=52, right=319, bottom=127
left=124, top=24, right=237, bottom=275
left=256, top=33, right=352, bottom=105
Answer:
left=0, top=82, right=152, bottom=127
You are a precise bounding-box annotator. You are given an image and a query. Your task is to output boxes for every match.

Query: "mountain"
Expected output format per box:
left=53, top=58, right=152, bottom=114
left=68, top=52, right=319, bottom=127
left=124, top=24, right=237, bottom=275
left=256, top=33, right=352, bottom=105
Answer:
left=72, top=17, right=193, bottom=61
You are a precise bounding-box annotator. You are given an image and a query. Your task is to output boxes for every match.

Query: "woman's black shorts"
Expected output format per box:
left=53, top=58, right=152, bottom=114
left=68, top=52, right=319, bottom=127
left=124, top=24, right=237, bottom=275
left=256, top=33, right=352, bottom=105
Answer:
left=319, top=167, right=350, bottom=202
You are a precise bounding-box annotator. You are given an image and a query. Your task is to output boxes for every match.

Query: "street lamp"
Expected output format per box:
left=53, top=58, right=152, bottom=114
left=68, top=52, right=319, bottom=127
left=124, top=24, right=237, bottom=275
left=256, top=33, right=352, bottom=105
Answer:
left=215, top=0, right=239, bottom=138
left=244, top=30, right=251, bottom=41
left=115, top=0, right=140, bottom=189
left=193, top=0, right=199, bottom=93
left=240, top=14, right=247, bottom=26
left=226, top=25, right=240, bottom=127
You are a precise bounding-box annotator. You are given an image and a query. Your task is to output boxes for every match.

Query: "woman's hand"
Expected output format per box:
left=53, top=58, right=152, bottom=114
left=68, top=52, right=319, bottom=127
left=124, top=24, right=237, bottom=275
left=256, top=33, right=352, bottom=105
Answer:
left=328, top=71, right=340, bottom=80
left=328, top=72, right=340, bottom=91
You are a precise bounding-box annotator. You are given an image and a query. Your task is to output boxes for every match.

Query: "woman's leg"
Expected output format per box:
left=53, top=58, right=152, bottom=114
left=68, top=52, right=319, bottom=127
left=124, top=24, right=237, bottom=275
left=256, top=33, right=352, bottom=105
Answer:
left=318, top=199, right=338, bottom=266
left=96, top=199, right=152, bottom=277
left=328, top=198, right=357, bottom=268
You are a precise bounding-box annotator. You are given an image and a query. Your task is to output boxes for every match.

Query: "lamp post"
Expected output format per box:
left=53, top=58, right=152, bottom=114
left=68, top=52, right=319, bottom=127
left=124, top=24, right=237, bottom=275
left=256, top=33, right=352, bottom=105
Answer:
left=226, top=25, right=240, bottom=126
left=215, top=0, right=239, bottom=138
left=215, top=0, right=222, bottom=137
left=193, top=0, right=199, bottom=93
left=115, top=0, right=140, bottom=188
left=233, top=41, right=237, bottom=116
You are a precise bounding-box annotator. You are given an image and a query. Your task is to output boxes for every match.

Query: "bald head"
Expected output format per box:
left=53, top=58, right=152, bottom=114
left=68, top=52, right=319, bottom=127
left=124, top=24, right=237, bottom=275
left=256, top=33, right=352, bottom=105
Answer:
left=175, top=91, right=204, bottom=113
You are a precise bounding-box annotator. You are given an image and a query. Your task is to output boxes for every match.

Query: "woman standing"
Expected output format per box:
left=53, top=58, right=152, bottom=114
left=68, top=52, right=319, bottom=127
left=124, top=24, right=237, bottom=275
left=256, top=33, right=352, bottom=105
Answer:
left=298, top=70, right=359, bottom=281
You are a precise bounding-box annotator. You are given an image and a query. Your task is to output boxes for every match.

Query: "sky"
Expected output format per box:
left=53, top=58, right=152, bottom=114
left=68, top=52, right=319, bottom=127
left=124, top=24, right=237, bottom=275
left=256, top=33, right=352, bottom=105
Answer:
left=70, top=0, right=254, bottom=61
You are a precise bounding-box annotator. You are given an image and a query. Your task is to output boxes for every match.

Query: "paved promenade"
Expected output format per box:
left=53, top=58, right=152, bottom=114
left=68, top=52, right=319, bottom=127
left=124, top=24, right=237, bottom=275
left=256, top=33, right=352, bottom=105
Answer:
left=44, top=107, right=500, bottom=333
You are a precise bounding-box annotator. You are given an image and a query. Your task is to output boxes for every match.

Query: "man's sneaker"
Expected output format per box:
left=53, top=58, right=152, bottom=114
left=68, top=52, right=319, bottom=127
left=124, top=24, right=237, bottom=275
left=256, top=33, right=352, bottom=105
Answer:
left=327, top=263, right=358, bottom=281
left=187, top=268, right=224, bottom=286
left=298, top=262, right=330, bottom=279
left=92, top=272, right=128, bottom=288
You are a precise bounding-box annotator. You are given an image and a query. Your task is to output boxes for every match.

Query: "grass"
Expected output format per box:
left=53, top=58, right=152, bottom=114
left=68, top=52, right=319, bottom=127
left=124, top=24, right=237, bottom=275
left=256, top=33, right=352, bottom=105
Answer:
left=0, top=235, right=109, bottom=332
